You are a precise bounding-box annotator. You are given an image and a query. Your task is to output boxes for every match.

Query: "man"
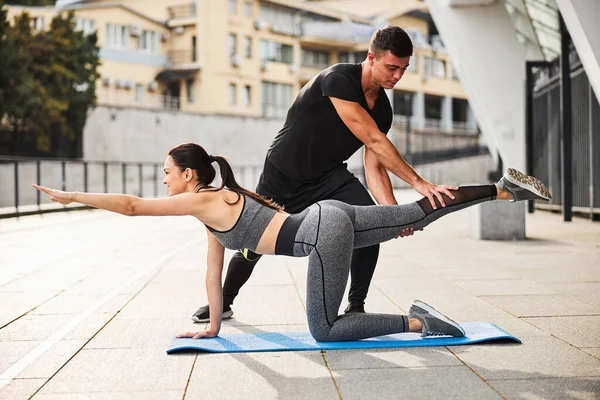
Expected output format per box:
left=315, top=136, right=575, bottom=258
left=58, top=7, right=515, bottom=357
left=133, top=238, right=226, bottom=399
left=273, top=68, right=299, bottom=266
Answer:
left=192, top=25, right=455, bottom=322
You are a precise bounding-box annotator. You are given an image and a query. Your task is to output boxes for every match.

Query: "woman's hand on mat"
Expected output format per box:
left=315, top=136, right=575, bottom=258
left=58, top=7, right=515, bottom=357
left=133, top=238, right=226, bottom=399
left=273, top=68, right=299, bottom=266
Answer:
left=177, top=329, right=218, bottom=339
left=413, top=180, right=458, bottom=209
left=32, top=184, right=75, bottom=205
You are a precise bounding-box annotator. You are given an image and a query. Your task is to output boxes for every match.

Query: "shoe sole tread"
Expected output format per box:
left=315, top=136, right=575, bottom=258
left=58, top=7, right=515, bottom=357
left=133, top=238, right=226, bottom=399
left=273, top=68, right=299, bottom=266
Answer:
left=505, top=168, right=551, bottom=200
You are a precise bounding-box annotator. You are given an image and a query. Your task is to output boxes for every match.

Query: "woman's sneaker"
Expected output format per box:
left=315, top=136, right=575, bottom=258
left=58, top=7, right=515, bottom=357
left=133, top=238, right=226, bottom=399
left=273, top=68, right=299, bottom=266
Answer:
left=408, top=300, right=465, bottom=337
left=497, top=168, right=552, bottom=202
left=191, top=304, right=234, bottom=323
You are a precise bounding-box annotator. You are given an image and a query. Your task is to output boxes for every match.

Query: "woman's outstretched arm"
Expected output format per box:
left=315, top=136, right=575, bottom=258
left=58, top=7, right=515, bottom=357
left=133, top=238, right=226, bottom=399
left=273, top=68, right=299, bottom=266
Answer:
left=32, top=184, right=203, bottom=217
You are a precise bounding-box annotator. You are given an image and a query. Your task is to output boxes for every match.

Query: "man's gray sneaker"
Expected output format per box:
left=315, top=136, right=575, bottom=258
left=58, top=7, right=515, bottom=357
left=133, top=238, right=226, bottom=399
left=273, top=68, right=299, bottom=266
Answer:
left=408, top=300, right=465, bottom=338
left=497, top=168, right=552, bottom=202
left=191, top=304, right=233, bottom=323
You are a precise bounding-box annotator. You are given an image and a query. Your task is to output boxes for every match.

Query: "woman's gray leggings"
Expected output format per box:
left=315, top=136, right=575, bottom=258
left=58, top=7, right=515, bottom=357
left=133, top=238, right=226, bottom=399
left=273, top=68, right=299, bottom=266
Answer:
left=286, top=185, right=496, bottom=341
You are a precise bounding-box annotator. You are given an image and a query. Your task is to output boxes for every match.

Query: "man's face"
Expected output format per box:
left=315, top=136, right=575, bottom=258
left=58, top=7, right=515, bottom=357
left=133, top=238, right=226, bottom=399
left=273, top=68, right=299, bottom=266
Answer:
left=370, top=50, right=410, bottom=89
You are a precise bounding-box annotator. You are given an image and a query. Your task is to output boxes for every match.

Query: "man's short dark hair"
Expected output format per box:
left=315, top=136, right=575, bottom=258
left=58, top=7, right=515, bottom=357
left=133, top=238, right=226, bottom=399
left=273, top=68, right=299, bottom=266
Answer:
left=369, top=26, right=413, bottom=58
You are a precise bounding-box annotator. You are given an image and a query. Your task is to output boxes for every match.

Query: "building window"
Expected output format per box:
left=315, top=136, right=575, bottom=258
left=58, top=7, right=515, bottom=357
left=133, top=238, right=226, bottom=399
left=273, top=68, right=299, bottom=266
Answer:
left=451, top=65, right=459, bottom=80
left=244, top=1, right=252, bottom=17
left=424, top=57, right=446, bottom=78
left=228, top=83, right=237, bottom=105
left=392, top=91, right=414, bottom=117
left=259, top=4, right=298, bottom=36
left=135, top=84, right=145, bottom=105
left=187, top=79, right=195, bottom=103
left=260, top=40, right=293, bottom=64
left=106, top=24, right=129, bottom=48
left=301, top=49, right=329, bottom=68
left=407, top=55, right=417, bottom=73
left=452, top=98, right=468, bottom=122
left=244, top=36, right=252, bottom=58
left=338, top=51, right=367, bottom=64
left=75, top=18, right=96, bottom=36
left=229, top=0, right=237, bottom=14
left=424, top=94, right=443, bottom=120
left=137, top=30, right=158, bottom=53
left=31, top=17, right=44, bottom=32
left=261, top=81, right=292, bottom=118
left=228, top=33, right=237, bottom=56
left=243, top=85, right=251, bottom=106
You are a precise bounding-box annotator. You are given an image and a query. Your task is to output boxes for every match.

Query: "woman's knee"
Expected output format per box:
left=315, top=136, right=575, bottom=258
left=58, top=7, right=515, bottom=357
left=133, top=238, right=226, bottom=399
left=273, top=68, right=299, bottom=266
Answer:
left=319, top=200, right=355, bottom=224
left=320, top=205, right=354, bottom=237
left=308, top=320, right=331, bottom=342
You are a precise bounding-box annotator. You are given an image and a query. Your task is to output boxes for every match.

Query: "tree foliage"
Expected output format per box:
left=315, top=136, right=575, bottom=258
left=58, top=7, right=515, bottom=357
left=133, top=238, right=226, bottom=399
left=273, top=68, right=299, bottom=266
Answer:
left=5, top=1, right=56, bottom=6
left=0, top=5, right=100, bottom=157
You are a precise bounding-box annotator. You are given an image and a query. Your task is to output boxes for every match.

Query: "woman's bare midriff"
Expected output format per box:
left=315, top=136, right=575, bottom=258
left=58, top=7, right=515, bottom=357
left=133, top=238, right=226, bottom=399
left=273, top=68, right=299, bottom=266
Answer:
left=255, top=211, right=290, bottom=255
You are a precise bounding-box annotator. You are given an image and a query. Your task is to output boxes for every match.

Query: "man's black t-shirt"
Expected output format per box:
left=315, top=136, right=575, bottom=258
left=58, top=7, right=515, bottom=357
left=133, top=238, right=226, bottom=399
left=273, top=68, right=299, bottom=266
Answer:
left=266, top=63, right=393, bottom=185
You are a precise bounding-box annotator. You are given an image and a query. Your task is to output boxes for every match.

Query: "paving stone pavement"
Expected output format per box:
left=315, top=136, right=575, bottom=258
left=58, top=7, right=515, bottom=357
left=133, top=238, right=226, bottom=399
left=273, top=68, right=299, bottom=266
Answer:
left=0, top=190, right=599, bottom=400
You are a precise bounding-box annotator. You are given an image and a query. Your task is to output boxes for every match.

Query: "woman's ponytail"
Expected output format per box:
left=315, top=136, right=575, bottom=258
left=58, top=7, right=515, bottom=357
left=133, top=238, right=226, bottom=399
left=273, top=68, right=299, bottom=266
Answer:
left=208, top=155, right=283, bottom=211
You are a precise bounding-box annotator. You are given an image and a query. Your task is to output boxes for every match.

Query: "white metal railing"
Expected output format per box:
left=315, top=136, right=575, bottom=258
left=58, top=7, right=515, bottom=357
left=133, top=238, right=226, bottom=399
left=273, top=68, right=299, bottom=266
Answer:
left=392, top=115, right=417, bottom=126
left=99, top=93, right=181, bottom=111
left=393, top=116, right=478, bottom=135
left=424, top=118, right=442, bottom=129
left=159, top=95, right=180, bottom=111
left=452, top=121, right=470, bottom=132
left=262, top=104, right=288, bottom=119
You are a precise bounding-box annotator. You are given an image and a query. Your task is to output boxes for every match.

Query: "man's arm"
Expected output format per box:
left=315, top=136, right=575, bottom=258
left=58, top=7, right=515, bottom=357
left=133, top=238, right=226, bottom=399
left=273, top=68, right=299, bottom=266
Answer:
left=363, top=147, right=396, bottom=206
left=364, top=145, right=415, bottom=239
left=329, top=97, right=456, bottom=208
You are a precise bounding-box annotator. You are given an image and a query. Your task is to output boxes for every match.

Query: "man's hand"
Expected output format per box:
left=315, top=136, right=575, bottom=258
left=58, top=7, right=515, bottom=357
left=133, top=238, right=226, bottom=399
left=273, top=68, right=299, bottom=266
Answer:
left=413, top=180, right=458, bottom=209
left=176, top=329, right=218, bottom=339
left=395, top=226, right=414, bottom=238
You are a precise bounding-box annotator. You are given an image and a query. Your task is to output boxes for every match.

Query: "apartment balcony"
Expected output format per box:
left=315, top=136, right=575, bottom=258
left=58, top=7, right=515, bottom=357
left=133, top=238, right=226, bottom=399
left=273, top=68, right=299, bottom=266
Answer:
left=167, top=4, right=196, bottom=20
left=297, top=64, right=327, bottom=82
left=160, top=94, right=180, bottom=111
left=452, top=121, right=478, bottom=134
left=301, top=21, right=375, bottom=42
left=97, top=91, right=182, bottom=111
left=168, top=50, right=196, bottom=66
left=300, top=21, right=371, bottom=49
left=393, top=115, right=478, bottom=135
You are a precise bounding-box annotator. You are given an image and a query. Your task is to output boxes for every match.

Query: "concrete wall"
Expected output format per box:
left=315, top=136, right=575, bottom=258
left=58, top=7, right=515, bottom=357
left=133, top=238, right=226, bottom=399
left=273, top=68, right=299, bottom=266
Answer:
left=82, top=106, right=287, bottom=164
left=391, top=153, right=495, bottom=189
left=425, top=0, right=528, bottom=171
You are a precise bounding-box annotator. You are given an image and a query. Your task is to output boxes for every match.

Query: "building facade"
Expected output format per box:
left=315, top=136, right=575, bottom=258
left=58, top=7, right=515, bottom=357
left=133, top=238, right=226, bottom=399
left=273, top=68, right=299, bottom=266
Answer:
left=6, top=0, right=477, bottom=135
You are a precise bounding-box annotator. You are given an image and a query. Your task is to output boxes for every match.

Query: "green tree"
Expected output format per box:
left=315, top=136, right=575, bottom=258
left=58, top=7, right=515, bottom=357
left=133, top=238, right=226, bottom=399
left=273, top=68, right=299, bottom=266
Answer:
left=6, top=1, right=56, bottom=6
left=0, top=8, right=100, bottom=157
left=0, top=4, right=11, bottom=119
left=2, top=12, right=44, bottom=138
left=56, top=11, right=100, bottom=157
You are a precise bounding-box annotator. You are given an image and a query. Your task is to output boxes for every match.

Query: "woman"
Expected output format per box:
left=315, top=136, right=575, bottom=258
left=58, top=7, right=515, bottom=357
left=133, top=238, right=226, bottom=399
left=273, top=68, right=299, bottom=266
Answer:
left=33, top=143, right=551, bottom=342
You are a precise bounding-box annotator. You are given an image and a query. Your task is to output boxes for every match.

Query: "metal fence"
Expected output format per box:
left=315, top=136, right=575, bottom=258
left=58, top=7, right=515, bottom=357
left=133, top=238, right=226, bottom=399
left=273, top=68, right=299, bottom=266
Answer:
left=530, top=61, right=600, bottom=218
left=0, top=156, right=269, bottom=218
left=1, top=147, right=493, bottom=218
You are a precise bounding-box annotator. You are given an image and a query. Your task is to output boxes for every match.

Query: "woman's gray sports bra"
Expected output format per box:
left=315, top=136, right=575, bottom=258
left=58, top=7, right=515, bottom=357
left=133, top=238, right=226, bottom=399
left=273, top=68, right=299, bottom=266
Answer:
left=205, top=194, right=278, bottom=252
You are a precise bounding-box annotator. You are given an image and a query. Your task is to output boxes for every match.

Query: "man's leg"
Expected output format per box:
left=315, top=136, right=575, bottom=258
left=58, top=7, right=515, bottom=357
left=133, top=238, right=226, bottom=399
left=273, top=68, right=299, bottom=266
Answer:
left=326, top=177, right=378, bottom=313
left=222, top=249, right=262, bottom=305
left=192, top=249, right=262, bottom=322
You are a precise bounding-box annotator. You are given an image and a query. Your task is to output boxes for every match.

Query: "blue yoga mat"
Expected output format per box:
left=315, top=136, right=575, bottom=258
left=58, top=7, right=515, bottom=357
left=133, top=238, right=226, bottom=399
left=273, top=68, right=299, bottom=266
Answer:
left=166, top=321, right=520, bottom=354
